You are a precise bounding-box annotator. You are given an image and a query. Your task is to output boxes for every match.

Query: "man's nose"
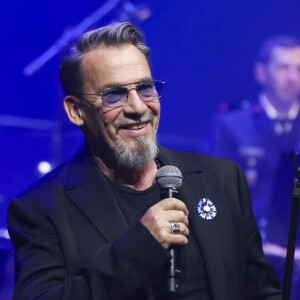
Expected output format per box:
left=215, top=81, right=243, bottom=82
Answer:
left=122, top=89, right=147, bottom=115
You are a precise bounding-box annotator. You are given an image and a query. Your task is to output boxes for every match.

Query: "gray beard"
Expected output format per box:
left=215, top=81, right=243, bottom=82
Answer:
left=114, top=131, right=158, bottom=169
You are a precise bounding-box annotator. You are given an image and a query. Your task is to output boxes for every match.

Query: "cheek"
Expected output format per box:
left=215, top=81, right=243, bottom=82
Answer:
left=147, top=100, right=161, bottom=117
left=150, top=103, right=161, bottom=130
left=101, top=109, right=122, bottom=134
left=101, top=117, right=113, bottom=135
left=268, top=73, right=285, bottom=89
left=153, top=103, right=161, bottom=126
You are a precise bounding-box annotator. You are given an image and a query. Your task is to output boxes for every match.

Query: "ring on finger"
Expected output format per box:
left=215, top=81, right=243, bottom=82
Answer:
left=170, top=221, right=180, bottom=234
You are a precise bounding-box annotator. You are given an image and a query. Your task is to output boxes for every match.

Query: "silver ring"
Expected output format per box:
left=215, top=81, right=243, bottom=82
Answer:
left=171, top=221, right=180, bottom=234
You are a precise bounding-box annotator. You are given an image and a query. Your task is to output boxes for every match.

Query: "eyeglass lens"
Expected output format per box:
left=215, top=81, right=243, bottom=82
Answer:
left=102, top=81, right=163, bottom=108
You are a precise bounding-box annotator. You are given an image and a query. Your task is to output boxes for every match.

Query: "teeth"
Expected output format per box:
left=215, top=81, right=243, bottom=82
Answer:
left=119, top=121, right=149, bottom=130
left=129, top=124, right=145, bottom=130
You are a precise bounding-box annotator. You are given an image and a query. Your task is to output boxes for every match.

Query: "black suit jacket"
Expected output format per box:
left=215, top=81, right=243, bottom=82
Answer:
left=8, top=144, right=282, bottom=299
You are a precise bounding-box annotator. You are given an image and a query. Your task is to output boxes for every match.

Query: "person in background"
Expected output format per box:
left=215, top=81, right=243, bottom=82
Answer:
left=8, top=23, right=282, bottom=299
left=207, top=35, right=300, bottom=292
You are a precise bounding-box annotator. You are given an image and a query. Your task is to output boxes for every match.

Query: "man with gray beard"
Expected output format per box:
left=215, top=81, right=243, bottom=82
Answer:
left=8, top=22, right=282, bottom=300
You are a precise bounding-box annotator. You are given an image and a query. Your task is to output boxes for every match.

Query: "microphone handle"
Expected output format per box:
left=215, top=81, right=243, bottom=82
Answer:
left=160, top=187, right=181, bottom=295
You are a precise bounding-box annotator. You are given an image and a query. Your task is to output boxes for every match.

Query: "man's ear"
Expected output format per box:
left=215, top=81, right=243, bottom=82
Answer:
left=254, top=62, right=267, bottom=86
left=63, top=96, right=84, bottom=127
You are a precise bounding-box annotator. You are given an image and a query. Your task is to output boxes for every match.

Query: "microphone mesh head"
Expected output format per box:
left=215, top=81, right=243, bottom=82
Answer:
left=156, top=165, right=183, bottom=189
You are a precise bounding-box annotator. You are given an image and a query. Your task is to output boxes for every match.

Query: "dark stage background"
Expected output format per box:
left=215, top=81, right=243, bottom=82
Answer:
left=1, top=0, right=300, bottom=298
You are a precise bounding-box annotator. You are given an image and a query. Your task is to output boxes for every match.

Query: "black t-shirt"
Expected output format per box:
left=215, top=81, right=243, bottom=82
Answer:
left=106, top=177, right=211, bottom=300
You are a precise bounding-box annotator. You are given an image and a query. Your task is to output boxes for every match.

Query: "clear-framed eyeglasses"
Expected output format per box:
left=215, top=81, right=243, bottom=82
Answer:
left=79, top=80, right=165, bottom=109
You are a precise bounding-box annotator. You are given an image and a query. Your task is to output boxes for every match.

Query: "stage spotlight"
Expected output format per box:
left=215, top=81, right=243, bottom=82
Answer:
left=37, top=161, right=52, bottom=175
left=0, top=228, right=10, bottom=239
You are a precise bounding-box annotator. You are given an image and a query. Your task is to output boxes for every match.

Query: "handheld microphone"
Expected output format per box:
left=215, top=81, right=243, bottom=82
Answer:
left=156, top=165, right=183, bottom=295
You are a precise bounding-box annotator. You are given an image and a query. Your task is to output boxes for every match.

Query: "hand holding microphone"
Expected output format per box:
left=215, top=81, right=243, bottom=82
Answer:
left=140, top=197, right=189, bottom=249
left=140, top=165, right=188, bottom=295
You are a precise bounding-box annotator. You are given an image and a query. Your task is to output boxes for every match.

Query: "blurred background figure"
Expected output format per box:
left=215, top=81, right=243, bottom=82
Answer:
left=206, top=35, right=300, bottom=295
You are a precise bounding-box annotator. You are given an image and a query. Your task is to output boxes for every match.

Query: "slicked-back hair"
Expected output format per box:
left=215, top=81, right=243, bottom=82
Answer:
left=257, top=35, right=300, bottom=64
left=59, top=22, right=150, bottom=96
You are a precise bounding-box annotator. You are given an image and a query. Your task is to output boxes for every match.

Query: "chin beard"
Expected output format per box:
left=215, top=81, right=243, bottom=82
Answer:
left=114, top=131, right=158, bottom=169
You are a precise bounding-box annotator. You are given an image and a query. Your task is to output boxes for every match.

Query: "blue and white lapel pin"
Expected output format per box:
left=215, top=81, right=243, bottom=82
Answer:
left=197, top=198, right=217, bottom=220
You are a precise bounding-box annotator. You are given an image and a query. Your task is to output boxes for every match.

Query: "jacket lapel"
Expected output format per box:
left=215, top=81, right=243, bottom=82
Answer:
left=183, top=172, right=227, bottom=300
left=64, top=145, right=228, bottom=298
left=158, top=147, right=227, bottom=300
left=64, top=147, right=129, bottom=242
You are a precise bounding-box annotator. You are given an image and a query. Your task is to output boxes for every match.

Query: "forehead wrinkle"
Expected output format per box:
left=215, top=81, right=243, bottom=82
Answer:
left=83, top=44, right=147, bottom=72
left=81, top=44, right=151, bottom=92
left=99, top=54, right=151, bottom=85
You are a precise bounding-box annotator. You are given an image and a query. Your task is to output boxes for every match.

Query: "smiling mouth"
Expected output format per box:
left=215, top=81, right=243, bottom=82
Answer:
left=118, top=121, right=149, bottom=131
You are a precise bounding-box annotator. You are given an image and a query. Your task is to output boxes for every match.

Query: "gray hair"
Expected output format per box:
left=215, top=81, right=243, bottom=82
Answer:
left=59, top=22, right=150, bottom=96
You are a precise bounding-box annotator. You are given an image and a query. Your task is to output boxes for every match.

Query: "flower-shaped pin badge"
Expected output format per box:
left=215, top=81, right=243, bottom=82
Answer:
left=197, top=198, right=217, bottom=220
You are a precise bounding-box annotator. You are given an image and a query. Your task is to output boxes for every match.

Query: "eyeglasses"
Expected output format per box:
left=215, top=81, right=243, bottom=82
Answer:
left=80, top=80, right=164, bottom=109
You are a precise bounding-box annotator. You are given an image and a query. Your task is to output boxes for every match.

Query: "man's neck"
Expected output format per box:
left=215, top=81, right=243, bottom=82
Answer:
left=259, top=92, right=299, bottom=120
left=93, top=155, right=158, bottom=191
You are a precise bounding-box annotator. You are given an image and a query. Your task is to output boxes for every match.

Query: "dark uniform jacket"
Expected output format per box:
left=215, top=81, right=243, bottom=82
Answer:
left=207, top=103, right=300, bottom=245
